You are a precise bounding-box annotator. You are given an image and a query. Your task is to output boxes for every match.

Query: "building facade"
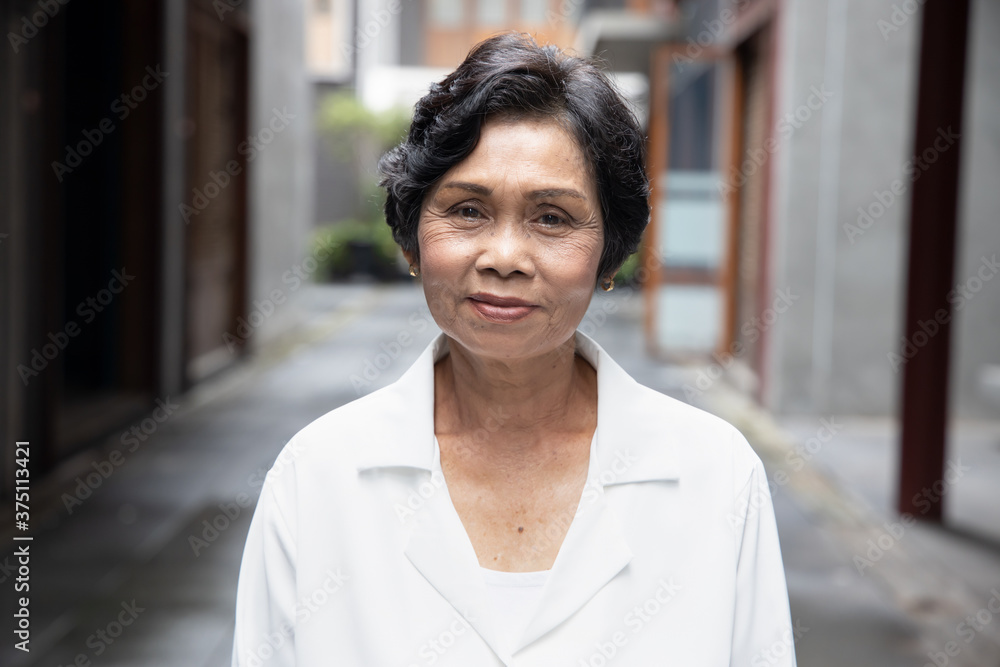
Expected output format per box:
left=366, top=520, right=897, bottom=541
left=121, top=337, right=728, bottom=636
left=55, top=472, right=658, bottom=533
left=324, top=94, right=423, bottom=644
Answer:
left=604, top=0, right=999, bottom=420
left=0, top=0, right=313, bottom=494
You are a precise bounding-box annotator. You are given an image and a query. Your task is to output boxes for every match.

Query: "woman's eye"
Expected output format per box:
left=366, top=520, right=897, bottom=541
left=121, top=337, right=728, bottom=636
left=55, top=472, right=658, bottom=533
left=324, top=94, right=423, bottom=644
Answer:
left=538, top=213, right=565, bottom=226
left=457, top=207, right=482, bottom=220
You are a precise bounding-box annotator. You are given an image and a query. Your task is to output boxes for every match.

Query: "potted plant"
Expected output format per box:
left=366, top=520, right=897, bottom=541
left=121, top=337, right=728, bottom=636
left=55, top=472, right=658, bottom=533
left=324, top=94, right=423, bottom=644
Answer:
left=314, top=92, right=410, bottom=281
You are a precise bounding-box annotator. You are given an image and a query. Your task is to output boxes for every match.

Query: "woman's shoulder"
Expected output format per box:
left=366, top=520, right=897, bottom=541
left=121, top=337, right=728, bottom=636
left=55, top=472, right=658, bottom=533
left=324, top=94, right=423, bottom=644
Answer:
left=261, top=389, right=397, bottom=487
left=283, top=380, right=412, bottom=462
left=616, top=376, right=764, bottom=485
left=585, top=334, right=758, bottom=469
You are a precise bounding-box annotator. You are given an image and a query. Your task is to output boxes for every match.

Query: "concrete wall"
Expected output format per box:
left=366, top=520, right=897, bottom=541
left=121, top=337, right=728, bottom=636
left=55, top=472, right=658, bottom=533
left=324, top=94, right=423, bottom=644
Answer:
left=355, top=0, right=405, bottom=110
left=950, top=0, right=1000, bottom=417
left=248, top=0, right=315, bottom=347
left=766, top=0, right=999, bottom=418
left=313, top=81, right=362, bottom=227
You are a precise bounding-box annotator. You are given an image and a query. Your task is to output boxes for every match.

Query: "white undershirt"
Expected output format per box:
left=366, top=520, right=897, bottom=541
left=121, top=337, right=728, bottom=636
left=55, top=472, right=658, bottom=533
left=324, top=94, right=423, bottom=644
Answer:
left=431, top=431, right=597, bottom=653
left=480, top=566, right=550, bottom=652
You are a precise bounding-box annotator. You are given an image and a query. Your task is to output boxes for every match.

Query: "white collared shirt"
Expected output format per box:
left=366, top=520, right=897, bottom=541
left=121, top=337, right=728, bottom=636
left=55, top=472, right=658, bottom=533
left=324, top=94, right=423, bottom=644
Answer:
left=480, top=567, right=550, bottom=657
left=232, top=331, right=797, bottom=666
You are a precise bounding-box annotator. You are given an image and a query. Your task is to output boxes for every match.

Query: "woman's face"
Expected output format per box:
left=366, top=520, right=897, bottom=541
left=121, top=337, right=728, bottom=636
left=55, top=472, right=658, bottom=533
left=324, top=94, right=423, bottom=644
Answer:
left=410, top=116, right=604, bottom=362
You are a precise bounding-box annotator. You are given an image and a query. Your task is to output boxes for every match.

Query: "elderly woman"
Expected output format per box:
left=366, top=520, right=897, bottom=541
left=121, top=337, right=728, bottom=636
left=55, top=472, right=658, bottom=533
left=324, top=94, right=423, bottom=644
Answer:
left=233, top=34, right=795, bottom=666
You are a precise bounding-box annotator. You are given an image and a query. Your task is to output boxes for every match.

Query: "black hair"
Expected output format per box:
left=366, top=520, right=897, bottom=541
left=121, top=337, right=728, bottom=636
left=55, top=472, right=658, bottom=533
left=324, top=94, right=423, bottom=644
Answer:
left=378, top=32, right=650, bottom=284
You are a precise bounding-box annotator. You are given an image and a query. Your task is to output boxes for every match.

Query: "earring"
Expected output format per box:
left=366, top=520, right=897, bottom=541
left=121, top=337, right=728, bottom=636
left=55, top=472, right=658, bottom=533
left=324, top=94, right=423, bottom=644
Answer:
left=601, top=276, right=614, bottom=292
left=409, top=264, right=420, bottom=277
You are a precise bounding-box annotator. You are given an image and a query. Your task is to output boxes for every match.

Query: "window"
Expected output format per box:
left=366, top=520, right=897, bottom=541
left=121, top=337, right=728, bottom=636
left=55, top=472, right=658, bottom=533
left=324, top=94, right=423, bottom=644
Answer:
left=431, top=0, right=464, bottom=26
left=521, top=0, right=548, bottom=24
left=477, top=0, right=505, bottom=25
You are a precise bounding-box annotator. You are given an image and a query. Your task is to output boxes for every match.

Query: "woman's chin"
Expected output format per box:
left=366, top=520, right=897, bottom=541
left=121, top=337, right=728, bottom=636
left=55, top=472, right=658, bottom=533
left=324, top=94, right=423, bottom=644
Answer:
left=446, top=324, right=572, bottom=363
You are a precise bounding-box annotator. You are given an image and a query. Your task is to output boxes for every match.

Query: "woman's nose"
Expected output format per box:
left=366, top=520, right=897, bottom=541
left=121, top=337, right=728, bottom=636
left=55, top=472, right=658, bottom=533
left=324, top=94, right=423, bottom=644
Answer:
left=473, top=217, right=535, bottom=278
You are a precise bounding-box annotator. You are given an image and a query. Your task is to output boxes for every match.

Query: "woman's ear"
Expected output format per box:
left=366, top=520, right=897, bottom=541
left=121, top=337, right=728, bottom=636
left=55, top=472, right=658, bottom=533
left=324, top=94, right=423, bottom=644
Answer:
left=401, top=248, right=417, bottom=267
left=600, top=264, right=623, bottom=285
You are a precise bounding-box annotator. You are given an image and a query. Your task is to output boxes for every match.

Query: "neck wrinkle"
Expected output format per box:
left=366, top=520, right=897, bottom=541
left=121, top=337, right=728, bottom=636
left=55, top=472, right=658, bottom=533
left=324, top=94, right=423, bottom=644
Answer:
left=434, top=335, right=596, bottom=461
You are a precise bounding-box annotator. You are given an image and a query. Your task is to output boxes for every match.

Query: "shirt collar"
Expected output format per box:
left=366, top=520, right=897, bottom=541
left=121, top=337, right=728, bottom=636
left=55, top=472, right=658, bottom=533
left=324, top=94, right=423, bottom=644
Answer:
left=355, top=330, right=680, bottom=484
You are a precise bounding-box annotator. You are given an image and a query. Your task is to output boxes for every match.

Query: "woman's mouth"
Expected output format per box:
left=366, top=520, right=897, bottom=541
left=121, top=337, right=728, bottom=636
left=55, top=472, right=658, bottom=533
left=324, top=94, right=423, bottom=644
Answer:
left=467, top=293, right=538, bottom=323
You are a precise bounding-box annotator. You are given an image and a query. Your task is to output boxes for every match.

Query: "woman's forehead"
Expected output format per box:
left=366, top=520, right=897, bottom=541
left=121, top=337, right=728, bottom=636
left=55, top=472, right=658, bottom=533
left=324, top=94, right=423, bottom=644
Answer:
left=436, top=118, right=596, bottom=197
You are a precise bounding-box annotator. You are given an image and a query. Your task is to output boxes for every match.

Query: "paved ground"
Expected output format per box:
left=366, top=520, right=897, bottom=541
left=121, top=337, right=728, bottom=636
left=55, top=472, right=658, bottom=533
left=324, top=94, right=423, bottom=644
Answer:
left=1, top=282, right=998, bottom=666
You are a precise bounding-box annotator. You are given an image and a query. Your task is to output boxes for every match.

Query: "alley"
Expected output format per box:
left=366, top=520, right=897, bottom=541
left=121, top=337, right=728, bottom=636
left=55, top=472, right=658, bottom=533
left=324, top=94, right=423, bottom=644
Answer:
left=2, top=283, right=999, bottom=666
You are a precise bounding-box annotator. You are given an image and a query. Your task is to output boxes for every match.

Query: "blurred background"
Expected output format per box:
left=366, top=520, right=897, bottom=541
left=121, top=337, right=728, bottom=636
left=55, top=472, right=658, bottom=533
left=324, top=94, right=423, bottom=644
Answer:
left=1, top=0, right=998, bottom=664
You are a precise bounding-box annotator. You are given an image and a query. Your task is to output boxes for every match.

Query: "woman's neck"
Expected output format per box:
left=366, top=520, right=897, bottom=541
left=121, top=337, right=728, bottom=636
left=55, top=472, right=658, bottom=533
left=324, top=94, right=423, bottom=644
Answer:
left=433, top=335, right=597, bottom=465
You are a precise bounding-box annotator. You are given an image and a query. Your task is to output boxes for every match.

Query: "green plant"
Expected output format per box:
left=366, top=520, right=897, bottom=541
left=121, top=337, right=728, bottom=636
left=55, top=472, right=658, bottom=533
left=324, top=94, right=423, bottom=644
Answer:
left=316, top=92, right=410, bottom=157
left=317, top=91, right=410, bottom=219
left=314, top=91, right=411, bottom=281
left=613, top=251, right=642, bottom=286
left=312, top=218, right=402, bottom=280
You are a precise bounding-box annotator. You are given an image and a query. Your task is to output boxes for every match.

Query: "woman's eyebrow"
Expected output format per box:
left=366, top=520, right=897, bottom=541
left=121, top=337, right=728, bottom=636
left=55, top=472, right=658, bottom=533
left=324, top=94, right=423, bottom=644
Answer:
left=438, top=181, right=492, bottom=196
left=526, top=188, right=587, bottom=201
left=437, top=182, right=587, bottom=202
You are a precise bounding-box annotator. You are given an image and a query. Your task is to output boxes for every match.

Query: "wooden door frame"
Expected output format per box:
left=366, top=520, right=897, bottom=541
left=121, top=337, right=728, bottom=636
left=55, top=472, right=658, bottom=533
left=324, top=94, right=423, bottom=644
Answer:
left=643, top=44, right=743, bottom=360
left=182, top=0, right=250, bottom=385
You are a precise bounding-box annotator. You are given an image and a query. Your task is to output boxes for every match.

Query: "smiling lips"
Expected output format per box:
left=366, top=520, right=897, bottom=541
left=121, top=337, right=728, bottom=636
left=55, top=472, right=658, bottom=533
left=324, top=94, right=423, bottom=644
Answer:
left=467, top=293, right=538, bottom=323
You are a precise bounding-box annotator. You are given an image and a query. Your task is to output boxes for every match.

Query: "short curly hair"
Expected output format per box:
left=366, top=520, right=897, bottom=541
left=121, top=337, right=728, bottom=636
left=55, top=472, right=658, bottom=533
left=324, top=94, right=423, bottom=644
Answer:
left=378, top=33, right=650, bottom=285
